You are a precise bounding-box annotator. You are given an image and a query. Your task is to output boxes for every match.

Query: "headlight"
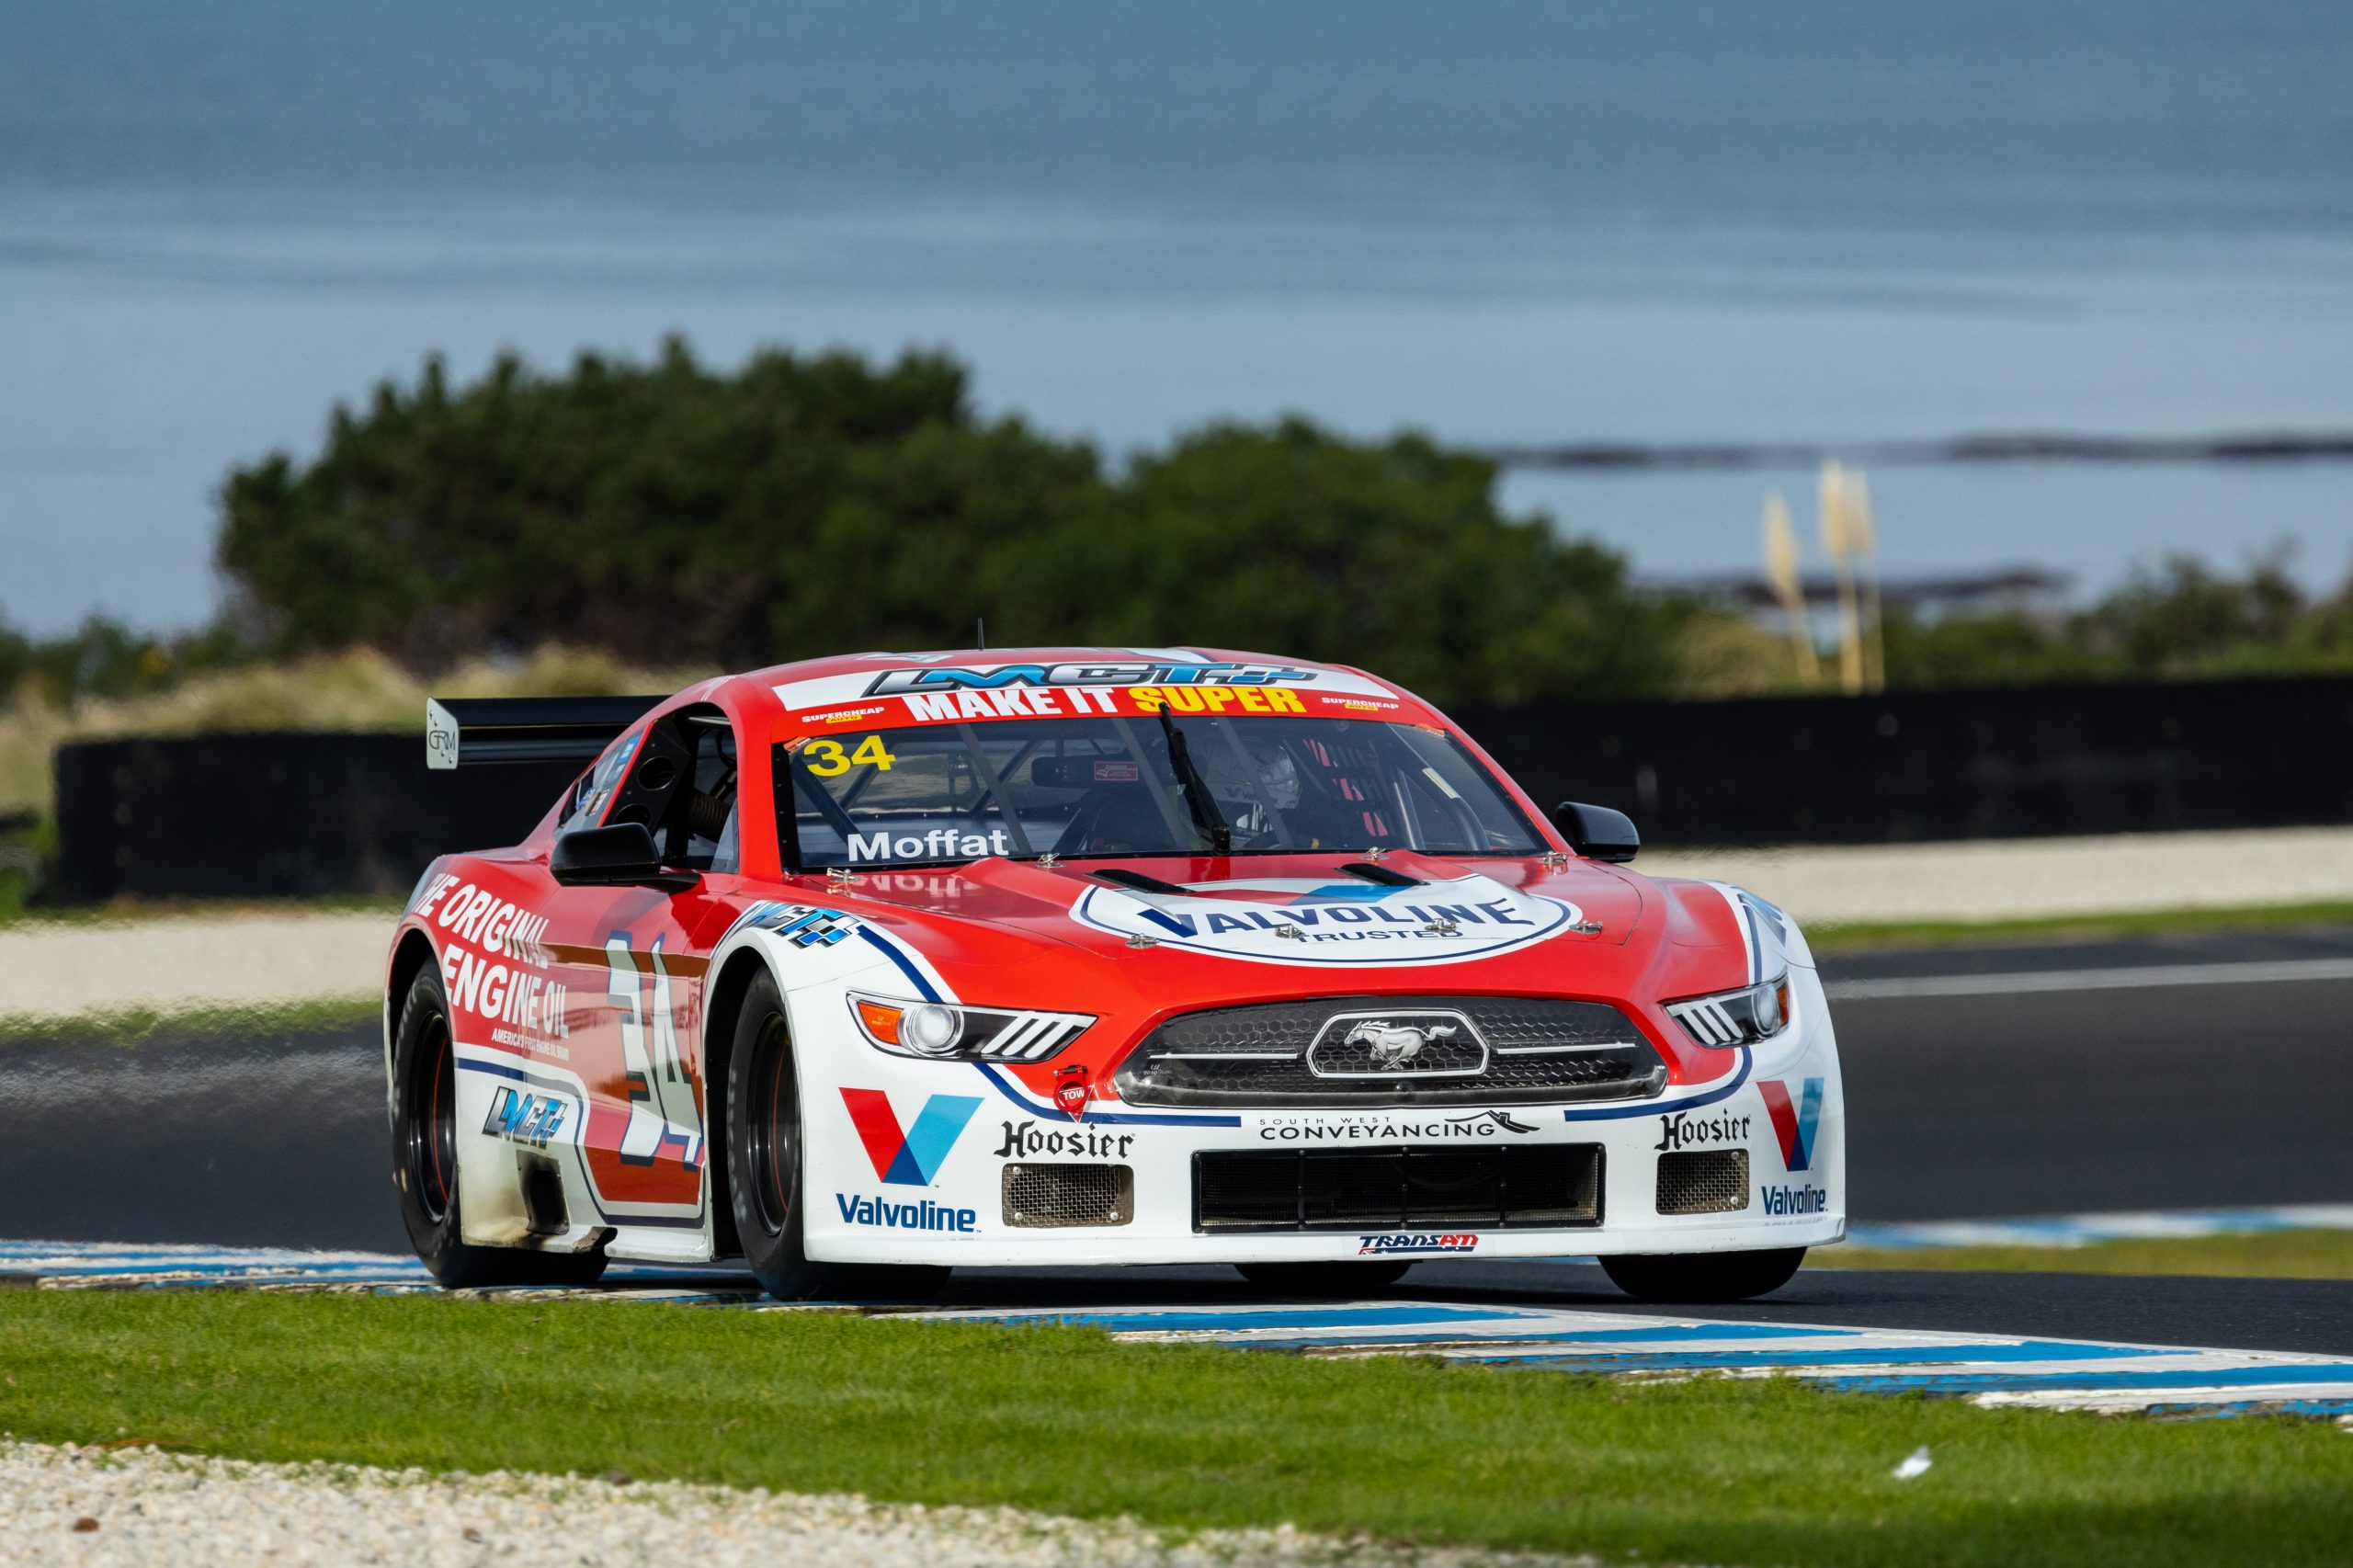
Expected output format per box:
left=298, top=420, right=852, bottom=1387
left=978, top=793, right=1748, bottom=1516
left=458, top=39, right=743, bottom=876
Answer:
left=847, top=993, right=1094, bottom=1062
left=1664, top=973, right=1791, bottom=1048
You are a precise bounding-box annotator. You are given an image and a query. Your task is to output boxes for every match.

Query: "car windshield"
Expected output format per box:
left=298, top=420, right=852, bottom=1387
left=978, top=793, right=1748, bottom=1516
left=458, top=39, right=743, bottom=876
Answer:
left=779, top=715, right=1545, bottom=869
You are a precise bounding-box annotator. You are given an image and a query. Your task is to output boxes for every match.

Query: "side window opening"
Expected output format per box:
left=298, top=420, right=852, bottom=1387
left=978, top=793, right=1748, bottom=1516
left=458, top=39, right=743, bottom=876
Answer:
left=667, top=711, right=740, bottom=872
left=585, top=704, right=738, bottom=873
left=555, top=727, right=644, bottom=836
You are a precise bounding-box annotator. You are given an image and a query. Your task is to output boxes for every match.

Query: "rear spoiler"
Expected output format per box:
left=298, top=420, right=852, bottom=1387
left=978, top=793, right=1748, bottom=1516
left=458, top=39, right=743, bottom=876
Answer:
left=426, top=696, right=666, bottom=769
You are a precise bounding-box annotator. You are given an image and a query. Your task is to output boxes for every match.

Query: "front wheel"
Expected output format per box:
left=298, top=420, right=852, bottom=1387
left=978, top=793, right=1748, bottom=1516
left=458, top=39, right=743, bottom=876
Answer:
left=723, top=969, right=947, bottom=1303
left=1598, top=1246, right=1806, bottom=1303
left=1235, top=1260, right=1412, bottom=1295
left=391, top=964, right=607, bottom=1289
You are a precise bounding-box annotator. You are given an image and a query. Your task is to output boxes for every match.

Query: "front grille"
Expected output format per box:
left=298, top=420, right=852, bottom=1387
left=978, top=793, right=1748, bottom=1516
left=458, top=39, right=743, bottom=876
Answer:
left=1195, top=1144, right=1603, bottom=1232
left=1003, top=1163, right=1134, bottom=1228
left=1656, top=1150, right=1748, bottom=1215
left=1119, top=996, right=1665, bottom=1107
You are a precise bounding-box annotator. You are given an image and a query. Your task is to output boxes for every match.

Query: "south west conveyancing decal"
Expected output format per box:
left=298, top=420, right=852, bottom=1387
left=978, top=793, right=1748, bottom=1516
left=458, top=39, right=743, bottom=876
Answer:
left=1070, top=874, right=1578, bottom=966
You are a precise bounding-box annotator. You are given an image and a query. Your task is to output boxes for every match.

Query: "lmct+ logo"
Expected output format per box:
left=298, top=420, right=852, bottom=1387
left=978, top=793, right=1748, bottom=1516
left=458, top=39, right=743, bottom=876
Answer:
left=1757, top=1077, right=1824, bottom=1172
left=840, top=1089, right=982, bottom=1187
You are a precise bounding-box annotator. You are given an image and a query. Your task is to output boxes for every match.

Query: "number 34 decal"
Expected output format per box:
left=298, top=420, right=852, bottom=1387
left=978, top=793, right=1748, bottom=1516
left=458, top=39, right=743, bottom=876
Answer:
left=606, top=933, right=705, bottom=1169
left=802, top=734, right=897, bottom=777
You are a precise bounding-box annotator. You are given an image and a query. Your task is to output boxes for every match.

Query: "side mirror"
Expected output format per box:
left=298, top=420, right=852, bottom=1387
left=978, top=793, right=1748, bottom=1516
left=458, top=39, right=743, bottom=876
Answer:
left=551, top=823, right=699, bottom=892
left=1552, top=801, right=1640, bottom=864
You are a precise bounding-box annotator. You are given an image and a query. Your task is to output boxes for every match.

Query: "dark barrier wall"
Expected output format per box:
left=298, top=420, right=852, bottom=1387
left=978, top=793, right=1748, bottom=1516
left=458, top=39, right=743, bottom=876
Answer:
left=51, top=733, right=576, bottom=904
left=1454, top=675, right=2353, bottom=846
left=47, top=676, right=2353, bottom=901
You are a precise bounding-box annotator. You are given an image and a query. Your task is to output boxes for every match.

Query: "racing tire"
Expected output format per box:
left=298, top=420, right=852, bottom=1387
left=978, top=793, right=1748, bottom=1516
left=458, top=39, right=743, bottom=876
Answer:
left=1597, top=1247, right=1806, bottom=1303
left=1234, top=1261, right=1413, bottom=1294
left=391, top=965, right=608, bottom=1290
left=724, top=969, right=949, bottom=1304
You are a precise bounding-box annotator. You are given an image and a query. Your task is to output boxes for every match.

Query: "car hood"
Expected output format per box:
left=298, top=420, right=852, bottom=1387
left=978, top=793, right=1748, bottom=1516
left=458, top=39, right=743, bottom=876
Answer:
left=813, top=850, right=1688, bottom=1013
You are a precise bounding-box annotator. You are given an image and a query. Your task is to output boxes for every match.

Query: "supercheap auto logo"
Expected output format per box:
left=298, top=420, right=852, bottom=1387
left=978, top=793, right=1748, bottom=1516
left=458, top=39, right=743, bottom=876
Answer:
left=1758, top=1077, right=1824, bottom=1171
left=840, top=1089, right=981, bottom=1186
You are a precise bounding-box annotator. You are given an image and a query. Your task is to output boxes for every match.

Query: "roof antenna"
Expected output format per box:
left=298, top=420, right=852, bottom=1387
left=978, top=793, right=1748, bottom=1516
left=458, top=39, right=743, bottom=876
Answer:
left=976, top=617, right=986, bottom=651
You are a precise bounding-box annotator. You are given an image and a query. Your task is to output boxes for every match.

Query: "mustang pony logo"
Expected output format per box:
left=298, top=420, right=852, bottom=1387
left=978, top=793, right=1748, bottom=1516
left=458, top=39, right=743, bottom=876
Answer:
left=1346, top=1018, right=1457, bottom=1071
left=840, top=1090, right=982, bottom=1187
left=1758, top=1078, right=1824, bottom=1172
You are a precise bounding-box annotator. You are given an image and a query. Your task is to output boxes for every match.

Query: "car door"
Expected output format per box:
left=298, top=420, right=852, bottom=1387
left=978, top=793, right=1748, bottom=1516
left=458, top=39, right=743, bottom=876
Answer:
left=534, top=709, right=732, bottom=1233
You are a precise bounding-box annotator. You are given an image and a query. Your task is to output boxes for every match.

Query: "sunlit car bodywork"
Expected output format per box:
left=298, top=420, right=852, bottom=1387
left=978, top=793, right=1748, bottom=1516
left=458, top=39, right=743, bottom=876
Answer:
left=385, top=647, right=1843, bottom=1301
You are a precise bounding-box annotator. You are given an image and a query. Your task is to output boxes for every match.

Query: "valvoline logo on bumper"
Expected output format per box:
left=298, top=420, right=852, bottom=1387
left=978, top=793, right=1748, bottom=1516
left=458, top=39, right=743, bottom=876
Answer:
left=1758, top=1078, right=1824, bottom=1172
left=840, top=1089, right=981, bottom=1186
left=1358, top=1233, right=1479, bottom=1256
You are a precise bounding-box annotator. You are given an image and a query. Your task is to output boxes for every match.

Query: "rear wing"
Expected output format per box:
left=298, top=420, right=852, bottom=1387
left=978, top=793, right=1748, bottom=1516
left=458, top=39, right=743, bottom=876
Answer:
left=425, top=696, right=665, bottom=769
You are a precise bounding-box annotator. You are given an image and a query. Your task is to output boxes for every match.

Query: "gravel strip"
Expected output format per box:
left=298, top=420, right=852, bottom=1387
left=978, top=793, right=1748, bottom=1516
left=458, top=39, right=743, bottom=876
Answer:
left=16, top=823, right=2353, bottom=1026
left=0, top=1441, right=1599, bottom=1568
left=0, top=913, right=387, bottom=1025
left=1643, top=824, right=2353, bottom=926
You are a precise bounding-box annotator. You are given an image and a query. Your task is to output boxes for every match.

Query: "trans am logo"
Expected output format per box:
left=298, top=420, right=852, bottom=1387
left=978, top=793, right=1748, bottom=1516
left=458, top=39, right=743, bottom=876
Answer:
left=840, top=1090, right=982, bottom=1187
left=1071, top=874, right=1578, bottom=967
left=1358, top=1233, right=1478, bottom=1256
left=1758, top=1077, right=1824, bottom=1172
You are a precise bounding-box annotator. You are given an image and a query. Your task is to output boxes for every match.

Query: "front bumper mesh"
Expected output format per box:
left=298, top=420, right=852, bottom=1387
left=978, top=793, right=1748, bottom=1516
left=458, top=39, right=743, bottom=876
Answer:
left=1194, top=1143, right=1604, bottom=1232
left=1117, top=995, right=1666, bottom=1108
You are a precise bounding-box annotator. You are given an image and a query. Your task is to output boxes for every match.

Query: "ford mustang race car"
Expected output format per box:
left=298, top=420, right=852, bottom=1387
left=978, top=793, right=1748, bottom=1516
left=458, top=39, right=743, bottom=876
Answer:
left=386, top=648, right=1842, bottom=1302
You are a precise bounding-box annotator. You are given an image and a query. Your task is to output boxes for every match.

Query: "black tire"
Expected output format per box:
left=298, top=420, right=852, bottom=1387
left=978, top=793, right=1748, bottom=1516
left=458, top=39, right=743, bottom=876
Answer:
left=1597, top=1246, right=1806, bottom=1303
left=1234, top=1260, right=1413, bottom=1294
left=723, top=969, right=948, bottom=1303
left=391, top=964, right=608, bottom=1289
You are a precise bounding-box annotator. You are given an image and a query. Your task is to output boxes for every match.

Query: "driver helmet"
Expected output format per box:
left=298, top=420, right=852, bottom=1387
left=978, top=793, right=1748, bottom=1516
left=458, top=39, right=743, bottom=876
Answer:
left=1199, top=735, right=1302, bottom=812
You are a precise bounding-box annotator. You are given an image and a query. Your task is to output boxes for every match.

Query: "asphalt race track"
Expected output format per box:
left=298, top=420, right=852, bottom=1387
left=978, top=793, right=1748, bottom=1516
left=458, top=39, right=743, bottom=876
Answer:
left=5, top=926, right=2351, bottom=1354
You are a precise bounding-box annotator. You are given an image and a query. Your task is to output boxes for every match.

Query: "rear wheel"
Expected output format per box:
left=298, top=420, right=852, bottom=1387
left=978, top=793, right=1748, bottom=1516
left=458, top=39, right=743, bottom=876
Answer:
left=1598, top=1247, right=1805, bottom=1303
left=391, top=964, right=607, bottom=1289
left=723, top=969, right=948, bottom=1303
left=1234, top=1260, right=1412, bottom=1294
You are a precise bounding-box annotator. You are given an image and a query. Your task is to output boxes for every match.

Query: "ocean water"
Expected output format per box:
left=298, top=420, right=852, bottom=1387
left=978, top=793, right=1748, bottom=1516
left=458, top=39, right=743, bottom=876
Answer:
left=2, top=0, right=2349, bottom=631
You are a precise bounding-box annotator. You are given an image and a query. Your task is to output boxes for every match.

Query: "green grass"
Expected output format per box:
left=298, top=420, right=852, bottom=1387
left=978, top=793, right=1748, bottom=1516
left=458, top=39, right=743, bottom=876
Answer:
left=0, top=995, right=380, bottom=1049
left=1807, top=900, right=2353, bottom=952
left=1817, top=1228, right=2353, bottom=1281
left=0, top=1291, right=2346, bottom=1567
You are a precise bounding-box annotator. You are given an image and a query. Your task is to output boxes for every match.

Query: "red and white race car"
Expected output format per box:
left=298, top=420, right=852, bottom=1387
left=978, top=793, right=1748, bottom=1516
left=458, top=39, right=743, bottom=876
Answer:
left=387, top=648, right=1842, bottom=1301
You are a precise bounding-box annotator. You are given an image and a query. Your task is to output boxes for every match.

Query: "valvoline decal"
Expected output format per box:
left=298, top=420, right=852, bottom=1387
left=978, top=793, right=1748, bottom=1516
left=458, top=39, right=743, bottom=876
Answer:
left=1068, top=873, right=1577, bottom=966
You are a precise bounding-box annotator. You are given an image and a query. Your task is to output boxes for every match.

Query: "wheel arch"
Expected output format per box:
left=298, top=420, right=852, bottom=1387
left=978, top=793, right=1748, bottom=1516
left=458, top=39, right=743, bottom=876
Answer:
left=384, top=928, right=441, bottom=1109
left=699, top=944, right=782, bottom=1259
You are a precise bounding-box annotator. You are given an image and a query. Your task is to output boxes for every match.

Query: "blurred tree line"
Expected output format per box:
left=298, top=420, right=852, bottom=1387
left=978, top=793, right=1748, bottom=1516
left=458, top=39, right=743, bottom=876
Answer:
left=210, top=339, right=1677, bottom=708
left=1879, top=555, right=2353, bottom=688
left=7, top=339, right=2351, bottom=712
